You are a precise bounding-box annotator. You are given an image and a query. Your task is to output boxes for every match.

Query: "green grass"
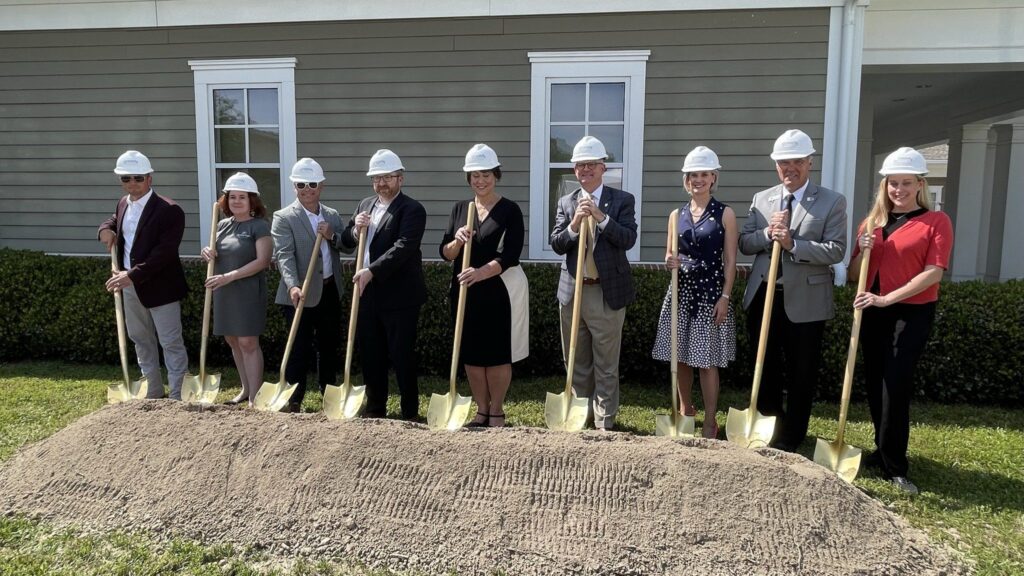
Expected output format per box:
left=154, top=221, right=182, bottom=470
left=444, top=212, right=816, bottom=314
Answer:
left=1, top=360, right=1022, bottom=575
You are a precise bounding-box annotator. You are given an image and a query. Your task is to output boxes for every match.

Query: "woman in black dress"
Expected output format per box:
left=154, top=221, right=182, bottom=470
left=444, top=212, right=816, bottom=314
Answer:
left=440, top=144, right=528, bottom=428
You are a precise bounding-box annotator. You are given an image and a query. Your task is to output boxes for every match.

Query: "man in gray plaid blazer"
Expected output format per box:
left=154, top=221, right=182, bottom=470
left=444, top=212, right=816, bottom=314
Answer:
left=550, top=136, right=638, bottom=431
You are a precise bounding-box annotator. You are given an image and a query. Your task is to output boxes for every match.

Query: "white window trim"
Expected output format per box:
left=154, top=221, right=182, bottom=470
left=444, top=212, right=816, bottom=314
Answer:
left=528, top=50, right=649, bottom=261
left=189, top=58, right=297, bottom=249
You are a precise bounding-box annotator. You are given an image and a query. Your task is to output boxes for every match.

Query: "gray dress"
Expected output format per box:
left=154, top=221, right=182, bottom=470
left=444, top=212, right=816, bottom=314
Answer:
left=213, top=217, right=270, bottom=336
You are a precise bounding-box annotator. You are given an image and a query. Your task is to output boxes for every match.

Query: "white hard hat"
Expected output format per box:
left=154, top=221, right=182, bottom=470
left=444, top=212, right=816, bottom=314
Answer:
left=570, top=136, right=608, bottom=163
left=222, top=172, right=260, bottom=195
left=366, top=149, right=405, bottom=176
left=463, top=143, right=501, bottom=172
left=879, top=147, right=928, bottom=176
left=681, top=146, right=722, bottom=173
left=770, top=129, right=815, bottom=160
left=113, top=150, right=154, bottom=175
left=289, top=158, right=326, bottom=183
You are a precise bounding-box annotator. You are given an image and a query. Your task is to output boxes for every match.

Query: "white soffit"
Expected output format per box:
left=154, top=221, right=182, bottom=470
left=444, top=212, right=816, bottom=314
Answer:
left=0, top=0, right=849, bottom=31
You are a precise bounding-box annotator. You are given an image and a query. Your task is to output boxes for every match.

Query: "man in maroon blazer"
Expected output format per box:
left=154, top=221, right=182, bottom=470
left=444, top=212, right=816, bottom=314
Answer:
left=98, top=150, right=189, bottom=400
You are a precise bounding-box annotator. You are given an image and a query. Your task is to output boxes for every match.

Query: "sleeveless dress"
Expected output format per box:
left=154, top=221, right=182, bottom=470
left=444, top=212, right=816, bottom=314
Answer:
left=212, top=217, right=270, bottom=337
left=440, top=197, right=529, bottom=367
left=651, top=197, right=736, bottom=368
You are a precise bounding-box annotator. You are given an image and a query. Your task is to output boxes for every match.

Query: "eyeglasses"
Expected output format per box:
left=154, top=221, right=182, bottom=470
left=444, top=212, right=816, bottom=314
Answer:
left=371, top=174, right=399, bottom=184
left=574, top=162, right=603, bottom=171
left=119, top=175, right=146, bottom=183
left=295, top=182, right=319, bottom=189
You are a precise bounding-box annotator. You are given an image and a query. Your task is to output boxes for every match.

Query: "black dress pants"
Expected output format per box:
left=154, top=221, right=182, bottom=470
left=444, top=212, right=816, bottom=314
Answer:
left=358, top=286, right=421, bottom=419
left=279, top=279, right=341, bottom=409
left=746, top=283, right=826, bottom=449
left=860, top=301, right=936, bottom=478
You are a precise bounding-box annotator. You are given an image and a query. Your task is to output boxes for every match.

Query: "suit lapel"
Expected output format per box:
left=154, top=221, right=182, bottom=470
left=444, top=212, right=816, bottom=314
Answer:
left=291, top=201, right=316, bottom=244
left=790, top=183, right=816, bottom=231
left=371, top=193, right=402, bottom=251
left=134, top=192, right=158, bottom=238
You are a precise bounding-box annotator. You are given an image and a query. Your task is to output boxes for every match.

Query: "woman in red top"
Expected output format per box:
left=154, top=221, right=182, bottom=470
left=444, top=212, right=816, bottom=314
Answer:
left=848, top=147, right=953, bottom=495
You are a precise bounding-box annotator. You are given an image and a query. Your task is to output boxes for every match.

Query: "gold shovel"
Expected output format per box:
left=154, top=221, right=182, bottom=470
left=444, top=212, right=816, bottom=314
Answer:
left=182, top=202, right=222, bottom=403
left=253, top=233, right=323, bottom=412
left=323, top=227, right=368, bottom=420
left=544, top=215, right=592, bottom=432
left=725, top=240, right=781, bottom=448
left=107, top=246, right=149, bottom=403
left=814, top=228, right=874, bottom=482
left=655, top=209, right=696, bottom=437
left=427, top=202, right=476, bottom=430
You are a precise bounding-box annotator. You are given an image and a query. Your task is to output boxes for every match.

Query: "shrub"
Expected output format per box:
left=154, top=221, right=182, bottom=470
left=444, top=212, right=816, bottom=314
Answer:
left=0, top=248, right=1020, bottom=405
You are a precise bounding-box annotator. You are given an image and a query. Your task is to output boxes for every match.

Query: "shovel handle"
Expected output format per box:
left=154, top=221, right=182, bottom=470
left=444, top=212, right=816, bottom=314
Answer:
left=110, top=247, right=132, bottom=387
left=668, top=210, right=681, bottom=421
left=749, top=239, right=783, bottom=408
left=450, top=202, right=476, bottom=396
left=279, top=233, right=324, bottom=379
left=563, top=215, right=592, bottom=397
left=199, top=201, right=219, bottom=382
left=343, top=227, right=367, bottom=386
left=835, top=228, right=874, bottom=445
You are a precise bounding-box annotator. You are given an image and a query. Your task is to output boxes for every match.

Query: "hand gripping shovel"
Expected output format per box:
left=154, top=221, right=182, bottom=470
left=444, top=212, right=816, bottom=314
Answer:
left=813, top=229, right=874, bottom=482
left=544, top=216, right=592, bottom=432
left=725, top=240, right=781, bottom=448
left=427, top=202, right=476, bottom=430
left=656, top=209, right=696, bottom=437
left=182, top=202, right=222, bottom=403
left=253, top=233, right=323, bottom=412
left=323, top=227, right=368, bottom=420
left=107, top=246, right=149, bottom=403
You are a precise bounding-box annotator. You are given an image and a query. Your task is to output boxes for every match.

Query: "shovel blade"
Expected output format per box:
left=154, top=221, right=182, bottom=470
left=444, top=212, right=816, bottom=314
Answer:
left=181, top=373, right=220, bottom=404
left=107, top=377, right=148, bottom=404
left=544, top=391, right=589, bottom=432
left=426, top=392, right=472, bottom=431
left=323, top=383, right=368, bottom=421
left=654, top=413, right=696, bottom=437
left=199, top=373, right=221, bottom=404
left=813, top=438, right=863, bottom=483
left=253, top=381, right=298, bottom=412
left=725, top=407, right=776, bottom=449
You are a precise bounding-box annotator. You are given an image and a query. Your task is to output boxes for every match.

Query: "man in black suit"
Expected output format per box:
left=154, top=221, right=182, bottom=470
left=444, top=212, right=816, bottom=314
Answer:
left=341, top=149, right=427, bottom=420
left=98, top=150, right=189, bottom=400
left=550, top=136, right=638, bottom=431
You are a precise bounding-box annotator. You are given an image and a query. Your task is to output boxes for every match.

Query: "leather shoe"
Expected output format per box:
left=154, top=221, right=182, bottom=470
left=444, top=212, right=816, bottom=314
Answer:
left=891, top=476, right=919, bottom=495
left=363, top=411, right=386, bottom=419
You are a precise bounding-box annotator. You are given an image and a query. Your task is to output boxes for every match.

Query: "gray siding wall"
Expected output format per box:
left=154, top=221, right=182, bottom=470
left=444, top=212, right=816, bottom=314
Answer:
left=0, top=9, right=828, bottom=260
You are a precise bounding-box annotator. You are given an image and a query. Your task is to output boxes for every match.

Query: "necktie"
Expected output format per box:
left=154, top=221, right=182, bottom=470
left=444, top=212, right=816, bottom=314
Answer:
left=777, top=193, right=794, bottom=282
left=582, top=191, right=599, bottom=280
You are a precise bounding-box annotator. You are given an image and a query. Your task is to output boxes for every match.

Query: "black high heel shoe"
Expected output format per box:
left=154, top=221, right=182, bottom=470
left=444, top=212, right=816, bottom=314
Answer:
left=488, top=413, right=507, bottom=428
left=466, top=412, right=489, bottom=427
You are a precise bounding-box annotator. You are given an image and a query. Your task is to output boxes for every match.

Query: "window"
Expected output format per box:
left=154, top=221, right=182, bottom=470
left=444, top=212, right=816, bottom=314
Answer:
left=528, top=50, right=649, bottom=261
left=189, top=58, right=297, bottom=246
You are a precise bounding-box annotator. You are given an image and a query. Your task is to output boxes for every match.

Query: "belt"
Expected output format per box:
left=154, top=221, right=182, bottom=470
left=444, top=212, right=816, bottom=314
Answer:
left=323, top=275, right=334, bottom=284
left=582, top=277, right=601, bottom=285
left=774, top=283, right=784, bottom=291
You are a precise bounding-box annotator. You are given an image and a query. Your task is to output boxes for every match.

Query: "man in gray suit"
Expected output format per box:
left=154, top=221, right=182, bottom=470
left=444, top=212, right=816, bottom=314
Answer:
left=271, top=157, right=350, bottom=412
left=550, top=136, right=638, bottom=431
left=739, top=129, right=847, bottom=451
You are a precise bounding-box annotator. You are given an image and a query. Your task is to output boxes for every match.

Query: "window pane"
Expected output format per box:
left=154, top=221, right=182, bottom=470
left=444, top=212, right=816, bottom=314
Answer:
left=248, top=89, right=278, bottom=125
left=548, top=167, right=579, bottom=232
left=550, top=125, right=584, bottom=163
left=601, top=167, right=623, bottom=191
left=249, top=127, right=280, bottom=163
left=214, top=89, right=245, bottom=125
left=550, top=83, right=585, bottom=122
left=215, top=128, right=245, bottom=163
left=589, top=83, right=625, bottom=122
left=589, top=125, right=623, bottom=163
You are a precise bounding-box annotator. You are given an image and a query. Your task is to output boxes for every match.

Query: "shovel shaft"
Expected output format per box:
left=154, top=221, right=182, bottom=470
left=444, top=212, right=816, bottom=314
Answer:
left=563, top=216, right=591, bottom=398
left=668, top=210, right=681, bottom=422
left=199, top=201, right=219, bottom=382
left=450, top=203, right=476, bottom=396
left=750, top=240, right=783, bottom=409
left=110, top=247, right=132, bottom=387
left=343, top=227, right=367, bottom=386
left=279, top=233, right=324, bottom=381
left=835, top=238, right=873, bottom=445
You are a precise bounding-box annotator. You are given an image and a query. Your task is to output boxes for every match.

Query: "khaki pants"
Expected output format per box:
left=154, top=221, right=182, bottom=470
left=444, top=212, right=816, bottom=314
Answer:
left=122, top=286, right=188, bottom=400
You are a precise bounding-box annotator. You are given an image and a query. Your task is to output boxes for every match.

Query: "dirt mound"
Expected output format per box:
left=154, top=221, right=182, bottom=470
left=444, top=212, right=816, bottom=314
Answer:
left=0, top=402, right=967, bottom=575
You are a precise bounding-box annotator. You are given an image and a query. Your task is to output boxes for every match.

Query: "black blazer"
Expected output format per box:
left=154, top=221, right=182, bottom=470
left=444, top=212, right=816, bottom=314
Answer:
left=98, top=191, right=188, bottom=308
left=341, top=191, right=427, bottom=310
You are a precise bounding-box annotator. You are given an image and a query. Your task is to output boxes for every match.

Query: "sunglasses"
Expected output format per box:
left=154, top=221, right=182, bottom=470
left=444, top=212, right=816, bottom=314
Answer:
left=119, top=175, right=146, bottom=183
left=295, top=182, right=320, bottom=189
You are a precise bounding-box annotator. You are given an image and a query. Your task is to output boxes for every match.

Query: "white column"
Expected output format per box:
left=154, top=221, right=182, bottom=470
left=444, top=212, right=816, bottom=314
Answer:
left=948, top=123, right=992, bottom=282
left=999, top=122, right=1024, bottom=280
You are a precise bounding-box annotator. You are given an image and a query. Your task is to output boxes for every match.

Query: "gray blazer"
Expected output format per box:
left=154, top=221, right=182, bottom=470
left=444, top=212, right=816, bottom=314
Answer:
left=738, top=182, right=847, bottom=323
left=271, top=200, right=350, bottom=307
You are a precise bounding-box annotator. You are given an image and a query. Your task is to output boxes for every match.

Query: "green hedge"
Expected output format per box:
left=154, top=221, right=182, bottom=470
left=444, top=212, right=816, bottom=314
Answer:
left=1, top=248, right=1021, bottom=405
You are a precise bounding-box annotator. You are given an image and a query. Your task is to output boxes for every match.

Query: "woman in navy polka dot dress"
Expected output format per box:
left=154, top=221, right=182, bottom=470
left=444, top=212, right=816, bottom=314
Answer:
left=652, top=146, right=738, bottom=438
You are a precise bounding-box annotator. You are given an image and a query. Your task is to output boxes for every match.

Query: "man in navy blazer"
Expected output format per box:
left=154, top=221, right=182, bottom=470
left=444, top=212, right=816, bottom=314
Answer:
left=739, top=129, right=847, bottom=451
left=98, top=150, right=189, bottom=399
left=550, top=136, right=638, bottom=431
left=341, top=149, right=427, bottom=420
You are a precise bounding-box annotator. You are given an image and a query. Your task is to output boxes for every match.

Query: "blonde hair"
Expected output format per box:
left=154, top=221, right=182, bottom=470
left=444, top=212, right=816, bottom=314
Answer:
left=862, top=174, right=931, bottom=231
